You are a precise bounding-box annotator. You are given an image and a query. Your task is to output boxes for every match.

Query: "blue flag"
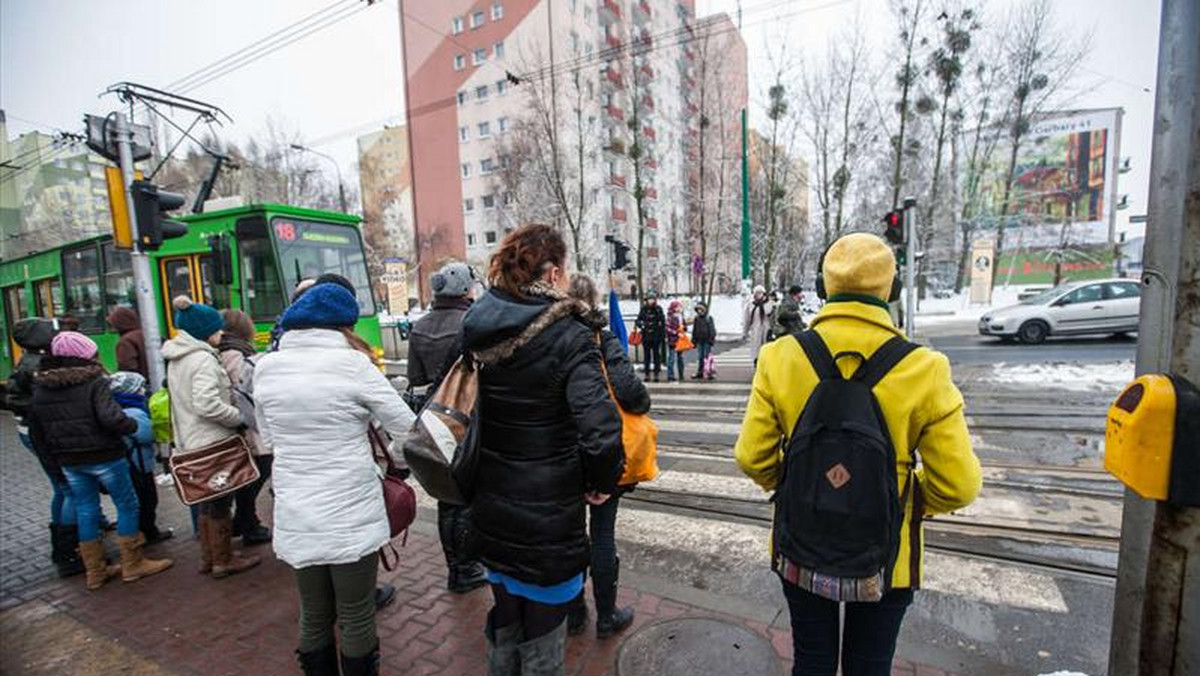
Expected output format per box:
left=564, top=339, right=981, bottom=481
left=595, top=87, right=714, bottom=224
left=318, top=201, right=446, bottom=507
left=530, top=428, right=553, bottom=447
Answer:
left=609, top=289, right=629, bottom=351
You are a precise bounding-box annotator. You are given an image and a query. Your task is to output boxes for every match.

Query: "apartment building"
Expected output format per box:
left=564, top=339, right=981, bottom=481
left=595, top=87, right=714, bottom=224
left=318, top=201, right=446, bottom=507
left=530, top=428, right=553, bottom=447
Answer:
left=356, top=125, right=415, bottom=289
left=399, top=0, right=747, bottom=300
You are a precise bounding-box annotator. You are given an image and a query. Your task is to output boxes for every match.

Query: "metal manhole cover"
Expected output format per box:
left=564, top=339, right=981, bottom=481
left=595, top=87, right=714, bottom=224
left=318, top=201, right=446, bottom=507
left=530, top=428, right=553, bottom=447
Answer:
left=616, top=617, right=782, bottom=676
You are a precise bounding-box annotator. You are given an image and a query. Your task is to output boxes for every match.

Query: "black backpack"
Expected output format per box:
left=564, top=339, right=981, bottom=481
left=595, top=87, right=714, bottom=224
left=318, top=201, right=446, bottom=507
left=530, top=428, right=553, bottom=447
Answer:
left=773, top=331, right=918, bottom=602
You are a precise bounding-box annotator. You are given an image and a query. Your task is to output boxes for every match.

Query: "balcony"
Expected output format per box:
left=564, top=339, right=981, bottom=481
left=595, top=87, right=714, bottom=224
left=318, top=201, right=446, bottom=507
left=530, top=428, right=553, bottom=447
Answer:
left=613, top=207, right=628, bottom=222
left=646, top=217, right=658, bottom=229
left=645, top=187, right=658, bottom=200
left=606, top=31, right=622, bottom=50
left=604, top=68, right=624, bottom=88
left=600, top=0, right=621, bottom=23
left=643, top=126, right=656, bottom=141
left=646, top=157, right=658, bottom=170
left=640, top=62, right=655, bottom=79
left=606, top=138, right=626, bottom=155
left=610, top=173, right=628, bottom=189
left=606, top=104, right=625, bottom=121
left=633, top=0, right=651, bottom=22
left=637, top=95, right=655, bottom=114
left=648, top=246, right=660, bottom=258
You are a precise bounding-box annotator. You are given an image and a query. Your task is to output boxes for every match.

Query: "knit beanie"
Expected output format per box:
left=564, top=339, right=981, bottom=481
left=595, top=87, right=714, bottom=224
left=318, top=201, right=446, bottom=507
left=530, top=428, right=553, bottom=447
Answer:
left=172, top=296, right=225, bottom=341
left=109, top=371, right=146, bottom=395
left=430, top=262, right=474, bottom=299
left=50, top=331, right=98, bottom=360
left=280, top=283, right=360, bottom=330
left=822, top=233, right=897, bottom=302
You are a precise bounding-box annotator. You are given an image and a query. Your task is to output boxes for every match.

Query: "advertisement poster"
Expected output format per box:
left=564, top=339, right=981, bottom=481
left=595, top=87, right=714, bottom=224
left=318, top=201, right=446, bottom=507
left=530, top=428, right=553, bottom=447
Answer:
left=961, top=108, right=1122, bottom=285
left=969, top=240, right=994, bottom=304
left=383, top=258, right=410, bottom=315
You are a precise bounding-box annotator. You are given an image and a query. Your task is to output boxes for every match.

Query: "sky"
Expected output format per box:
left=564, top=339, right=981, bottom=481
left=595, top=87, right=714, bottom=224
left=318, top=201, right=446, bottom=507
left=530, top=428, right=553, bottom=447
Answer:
left=1, top=0, right=1161, bottom=233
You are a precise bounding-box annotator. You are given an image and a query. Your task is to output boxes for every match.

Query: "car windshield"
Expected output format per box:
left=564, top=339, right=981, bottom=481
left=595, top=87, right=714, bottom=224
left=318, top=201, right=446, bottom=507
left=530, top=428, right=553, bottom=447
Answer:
left=271, top=217, right=376, bottom=316
left=1020, top=283, right=1077, bottom=305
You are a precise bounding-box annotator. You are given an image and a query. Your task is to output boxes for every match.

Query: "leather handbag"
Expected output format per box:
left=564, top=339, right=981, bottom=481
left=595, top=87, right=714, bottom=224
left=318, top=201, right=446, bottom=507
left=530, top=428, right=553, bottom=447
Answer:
left=168, top=435, right=260, bottom=506
left=369, top=426, right=417, bottom=571
left=594, top=334, right=660, bottom=486
left=402, top=356, right=482, bottom=505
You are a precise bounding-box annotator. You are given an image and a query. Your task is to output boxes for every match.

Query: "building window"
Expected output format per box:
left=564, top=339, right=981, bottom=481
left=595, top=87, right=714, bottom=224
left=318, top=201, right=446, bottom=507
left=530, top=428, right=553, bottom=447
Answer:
left=492, top=2, right=504, bottom=20
left=498, top=116, right=509, bottom=133
left=472, top=10, right=485, bottom=28
left=457, top=90, right=467, bottom=106
left=476, top=85, right=489, bottom=101
left=570, top=0, right=577, bottom=12
left=480, top=158, right=496, bottom=174
left=454, top=54, right=466, bottom=71
left=461, top=163, right=471, bottom=179
left=452, top=16, right=464, bottom=34
left=499, top=154, right=511, bottom=168
left=570, top=31, right=580, bottom=53
left=495, top=80, right=507, bottom=96
left=473, top=48, right=487, bottom=65
left=468, top=233, right=477, bottom=247
left=503, top=192, right=514, bottom=206
left=482, top=194, right=496, bottom=209
left=464, top=198, right=475, bottom=212
left=459, top=126, right=469, bottom=142
left=478, top=121, right=491, bottom=138
left=485, top=231, right=498, bottom=244
left=494, top=41, right=505, bottom=59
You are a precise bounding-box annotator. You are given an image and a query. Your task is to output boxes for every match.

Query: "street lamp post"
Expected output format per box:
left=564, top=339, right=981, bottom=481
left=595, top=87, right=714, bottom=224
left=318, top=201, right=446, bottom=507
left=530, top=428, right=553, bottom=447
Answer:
left=290, top=143, right=348, bottom=214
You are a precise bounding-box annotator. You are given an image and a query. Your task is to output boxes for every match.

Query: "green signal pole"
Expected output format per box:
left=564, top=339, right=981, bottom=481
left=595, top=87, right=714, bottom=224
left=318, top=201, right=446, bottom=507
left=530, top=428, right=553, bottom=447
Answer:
left=741, top=107, right=750, bottom=281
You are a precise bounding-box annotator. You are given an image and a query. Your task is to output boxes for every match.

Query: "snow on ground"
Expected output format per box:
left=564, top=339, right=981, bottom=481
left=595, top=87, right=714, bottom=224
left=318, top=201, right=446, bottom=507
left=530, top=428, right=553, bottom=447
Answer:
left=618, top=295, right=751, bottom=341
left=990, top=360, right=1135, bottom=393
left=914, top=285, right=1040, bottom=325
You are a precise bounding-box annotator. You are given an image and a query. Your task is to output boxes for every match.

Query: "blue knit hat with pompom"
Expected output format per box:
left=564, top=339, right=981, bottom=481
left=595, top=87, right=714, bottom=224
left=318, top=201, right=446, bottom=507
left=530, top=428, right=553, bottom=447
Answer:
left=280, top=283, right=360, bottom=330
left=172, top=296, right=224, bottom=341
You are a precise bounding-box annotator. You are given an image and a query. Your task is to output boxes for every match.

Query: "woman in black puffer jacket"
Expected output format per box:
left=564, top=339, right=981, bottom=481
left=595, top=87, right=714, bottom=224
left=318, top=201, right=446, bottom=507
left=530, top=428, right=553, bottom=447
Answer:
left=461, top=225, right=624, bottom=676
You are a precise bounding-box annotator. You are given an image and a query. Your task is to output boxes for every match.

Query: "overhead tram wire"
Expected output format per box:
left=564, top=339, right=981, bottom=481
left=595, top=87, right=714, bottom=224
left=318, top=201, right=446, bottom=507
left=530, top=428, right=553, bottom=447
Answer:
left=0, top=141, right=84, bottom=185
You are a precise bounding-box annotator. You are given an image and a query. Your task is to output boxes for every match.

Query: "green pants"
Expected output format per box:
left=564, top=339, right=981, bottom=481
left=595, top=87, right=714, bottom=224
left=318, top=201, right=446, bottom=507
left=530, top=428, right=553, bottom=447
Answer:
left=294, top=551, right=379, bottom=657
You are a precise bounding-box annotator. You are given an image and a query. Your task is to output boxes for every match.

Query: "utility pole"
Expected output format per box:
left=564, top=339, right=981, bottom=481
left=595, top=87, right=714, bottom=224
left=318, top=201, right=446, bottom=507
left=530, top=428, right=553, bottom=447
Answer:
left=111, top=112, right=166, bottom=391
left=903, top=197, right=917, bottom=339
left=1109, top=0, right=1200, bottom=673
left=739, top=0, right=750, bottom=285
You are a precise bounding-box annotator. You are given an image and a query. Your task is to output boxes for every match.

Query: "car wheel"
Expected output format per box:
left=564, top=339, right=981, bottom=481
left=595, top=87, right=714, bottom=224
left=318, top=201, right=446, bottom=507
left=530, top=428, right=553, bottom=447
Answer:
left=1018, top=320, right=1049, bottom=344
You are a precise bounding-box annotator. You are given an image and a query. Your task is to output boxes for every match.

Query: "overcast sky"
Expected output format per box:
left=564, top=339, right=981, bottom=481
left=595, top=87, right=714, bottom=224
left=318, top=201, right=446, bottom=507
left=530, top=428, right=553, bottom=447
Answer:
left=1, top=0, right=1160, bottom=231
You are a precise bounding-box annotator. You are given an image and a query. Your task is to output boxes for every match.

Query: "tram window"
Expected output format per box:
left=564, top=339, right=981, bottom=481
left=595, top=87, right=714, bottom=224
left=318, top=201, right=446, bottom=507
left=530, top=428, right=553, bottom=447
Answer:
left=102, top=243, right=136, bottom=311
left=33, top=279, right=63, bottom=317
left=272, top=218, right=376, bottom=315
left=236, top=218, right=286, bottom=320
left=61, top=245, right=104, bottom=333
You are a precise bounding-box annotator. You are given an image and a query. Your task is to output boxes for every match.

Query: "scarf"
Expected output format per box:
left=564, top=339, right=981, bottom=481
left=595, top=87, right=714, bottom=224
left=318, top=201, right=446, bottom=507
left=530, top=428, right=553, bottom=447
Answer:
left=113, top=391, right=149, bottom=414
left=219, top=334, right=257, bottom=357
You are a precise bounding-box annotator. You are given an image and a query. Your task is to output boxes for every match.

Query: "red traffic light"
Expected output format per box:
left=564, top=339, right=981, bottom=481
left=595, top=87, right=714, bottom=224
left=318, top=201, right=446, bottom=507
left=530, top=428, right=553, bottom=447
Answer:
left=883, top=210, right=904, bottom=245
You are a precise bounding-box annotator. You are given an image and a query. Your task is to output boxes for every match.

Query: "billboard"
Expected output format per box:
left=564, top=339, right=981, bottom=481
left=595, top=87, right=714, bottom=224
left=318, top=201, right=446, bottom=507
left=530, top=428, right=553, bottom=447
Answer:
left=962, top=108, right=1122, bottom=266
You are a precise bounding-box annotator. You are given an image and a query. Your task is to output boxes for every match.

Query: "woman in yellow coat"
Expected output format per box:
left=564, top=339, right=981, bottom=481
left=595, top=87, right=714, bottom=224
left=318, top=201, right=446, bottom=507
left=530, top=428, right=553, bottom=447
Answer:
left=734, top=233, right=982, bottom=676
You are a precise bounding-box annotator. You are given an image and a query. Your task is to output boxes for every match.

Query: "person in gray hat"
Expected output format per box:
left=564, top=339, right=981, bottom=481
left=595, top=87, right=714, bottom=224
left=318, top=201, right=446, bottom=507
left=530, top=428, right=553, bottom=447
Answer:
left=406, top=261, right=488, bottom=594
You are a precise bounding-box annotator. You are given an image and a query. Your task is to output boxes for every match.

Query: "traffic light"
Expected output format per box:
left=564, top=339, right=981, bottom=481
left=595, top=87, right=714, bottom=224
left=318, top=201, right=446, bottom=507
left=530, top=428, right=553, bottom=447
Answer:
left=612, top=239, right=632, bottom=271
left=883, top=210, right=905, bottom=245
left=130, top=180, right=187, bottom=250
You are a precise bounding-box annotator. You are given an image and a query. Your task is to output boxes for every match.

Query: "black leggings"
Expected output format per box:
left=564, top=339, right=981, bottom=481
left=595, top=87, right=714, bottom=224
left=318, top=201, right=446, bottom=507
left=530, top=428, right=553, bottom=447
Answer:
left=490, top=583, right=569, bottom=640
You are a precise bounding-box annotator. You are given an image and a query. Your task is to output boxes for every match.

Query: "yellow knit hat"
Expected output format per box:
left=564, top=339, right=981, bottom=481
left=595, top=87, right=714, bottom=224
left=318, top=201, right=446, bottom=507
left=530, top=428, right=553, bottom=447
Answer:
left=822, top=233, right=896, bottom=302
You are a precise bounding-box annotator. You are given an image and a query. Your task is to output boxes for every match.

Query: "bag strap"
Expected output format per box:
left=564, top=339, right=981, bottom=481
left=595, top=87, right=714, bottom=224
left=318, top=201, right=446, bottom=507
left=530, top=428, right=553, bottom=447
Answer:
left=593, top=332, right=620, bottom=404
left=854, top=337, right=919, bottom=388
left=794, top=331, right=839, bottom=381
left=369, top=424, right=399, bottom=475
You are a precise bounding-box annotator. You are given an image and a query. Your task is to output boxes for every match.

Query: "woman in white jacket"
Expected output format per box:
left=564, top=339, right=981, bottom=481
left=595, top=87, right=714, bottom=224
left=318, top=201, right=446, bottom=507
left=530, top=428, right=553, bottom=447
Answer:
left=163, top=296, right=260, bottom=579
left=253, top=282, right=415, bottom=676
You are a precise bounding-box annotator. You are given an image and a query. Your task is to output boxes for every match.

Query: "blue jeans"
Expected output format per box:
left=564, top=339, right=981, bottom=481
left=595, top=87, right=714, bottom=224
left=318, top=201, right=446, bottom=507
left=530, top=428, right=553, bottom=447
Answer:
left=19, top=430, right=76, bottom=526
left=667, top=350, right=686, bottom=381
left=781, top=581, right=914, bottom=676
left=696, top=343, right=713, bottom=376
left=62, top=458, right=141, bottom=542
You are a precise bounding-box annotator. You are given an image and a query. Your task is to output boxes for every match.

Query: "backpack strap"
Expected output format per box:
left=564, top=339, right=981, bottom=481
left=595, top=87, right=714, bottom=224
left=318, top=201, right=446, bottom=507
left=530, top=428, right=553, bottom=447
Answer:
left=854, top=336, right=920, bottom=388
left=794, top=331, right=840, bottom=381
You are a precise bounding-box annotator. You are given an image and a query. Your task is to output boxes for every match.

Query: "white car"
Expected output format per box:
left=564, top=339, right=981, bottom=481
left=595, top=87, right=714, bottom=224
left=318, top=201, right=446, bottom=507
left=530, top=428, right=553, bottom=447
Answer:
left=978, top=278, right=1141, bottom=344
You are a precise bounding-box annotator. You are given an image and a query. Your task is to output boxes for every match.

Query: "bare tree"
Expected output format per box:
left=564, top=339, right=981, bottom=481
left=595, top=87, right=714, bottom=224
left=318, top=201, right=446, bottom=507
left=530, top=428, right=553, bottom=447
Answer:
left=888, top=0, right=928, bottom=209
left=991, top=0, right=1089, bottom=282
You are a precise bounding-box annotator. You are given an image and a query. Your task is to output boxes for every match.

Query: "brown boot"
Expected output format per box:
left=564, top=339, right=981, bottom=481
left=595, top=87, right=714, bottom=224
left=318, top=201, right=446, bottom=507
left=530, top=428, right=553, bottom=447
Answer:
left=208, top=515, right=260, bottom=579
left=197, top=515, right=213, bottom=575
left=118, top=533, right=173, bottom=582
left=78, top=540, right=120, bottom=591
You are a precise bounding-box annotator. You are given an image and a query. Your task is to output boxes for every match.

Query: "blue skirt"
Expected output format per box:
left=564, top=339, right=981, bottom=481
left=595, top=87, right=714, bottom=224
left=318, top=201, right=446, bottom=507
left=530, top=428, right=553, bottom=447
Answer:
left=485, top=569, right=584, bottom=605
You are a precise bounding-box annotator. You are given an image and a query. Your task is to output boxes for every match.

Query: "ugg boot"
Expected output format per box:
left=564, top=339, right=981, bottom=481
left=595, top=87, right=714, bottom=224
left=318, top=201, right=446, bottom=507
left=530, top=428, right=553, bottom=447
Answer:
left=296, top=643, right=339, bottom=676
left=567, top=592, right=589, bottom=636
left=51, top=524, right=85, bottom=578
left=516, top=620, right=566, bottom=676
left=593, top=557, right=634, bottom=639
left=197, top=515, right=213, bottom=574
left=486, top=610, right=522, bottom=676
left=78, top=540, right=119, bottom=591
left=118, top=533, right=173, bottom=582
left=208, top=515, right=260, bottom=578
left=340, top=642, right=380, bottom=676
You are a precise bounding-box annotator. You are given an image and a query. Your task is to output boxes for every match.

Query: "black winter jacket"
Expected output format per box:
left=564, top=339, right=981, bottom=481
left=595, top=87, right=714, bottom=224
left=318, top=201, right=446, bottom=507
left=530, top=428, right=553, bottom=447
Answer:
left=583, top=311, right=651, bottom=414
left=461, top=288, right=624, bottom=585
left=692, top=313, right=717, bottom=345
left=635, top=303, right=666, bottom=344
left=28, top=357, right=137, bottom=467
left=4, top=318, right=57, bottom=418
left=407, top=297, right=471, bottom=388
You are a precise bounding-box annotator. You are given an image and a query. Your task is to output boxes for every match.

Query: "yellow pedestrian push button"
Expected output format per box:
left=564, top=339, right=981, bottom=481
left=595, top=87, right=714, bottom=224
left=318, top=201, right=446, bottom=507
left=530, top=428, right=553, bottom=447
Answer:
left=1105, top=374, right=1200, bottom=506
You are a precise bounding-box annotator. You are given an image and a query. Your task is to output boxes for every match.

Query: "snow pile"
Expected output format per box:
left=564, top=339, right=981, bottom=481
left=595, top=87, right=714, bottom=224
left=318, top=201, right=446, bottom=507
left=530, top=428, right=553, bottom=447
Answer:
left=616, top=295, right=751, bottom=341
left=990, top=360, right=1134, bottom=393
left=916, top=285, right=1041, bottom=324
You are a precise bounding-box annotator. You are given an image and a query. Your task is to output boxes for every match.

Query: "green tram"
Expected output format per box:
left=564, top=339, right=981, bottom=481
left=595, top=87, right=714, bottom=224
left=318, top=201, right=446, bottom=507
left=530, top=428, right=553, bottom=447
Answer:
left=1, top=203, right=382, bottom=383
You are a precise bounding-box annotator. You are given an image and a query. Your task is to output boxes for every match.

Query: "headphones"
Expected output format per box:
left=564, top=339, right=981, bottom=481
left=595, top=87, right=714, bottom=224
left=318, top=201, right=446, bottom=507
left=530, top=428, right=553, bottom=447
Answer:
left=814, top=242, right=902, bottom=303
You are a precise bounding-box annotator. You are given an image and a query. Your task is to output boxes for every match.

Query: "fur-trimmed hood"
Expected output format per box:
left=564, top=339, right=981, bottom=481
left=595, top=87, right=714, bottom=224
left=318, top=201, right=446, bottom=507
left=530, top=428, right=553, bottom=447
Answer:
left=33, top=356, right=107, bottom=389
left=462, top=287, right=591, bottom=365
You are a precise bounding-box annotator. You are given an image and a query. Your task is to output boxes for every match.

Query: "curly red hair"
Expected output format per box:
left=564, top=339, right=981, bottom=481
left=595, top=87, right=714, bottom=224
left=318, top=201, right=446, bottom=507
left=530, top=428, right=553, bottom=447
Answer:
left=487, top=224, right=567, bottom=296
